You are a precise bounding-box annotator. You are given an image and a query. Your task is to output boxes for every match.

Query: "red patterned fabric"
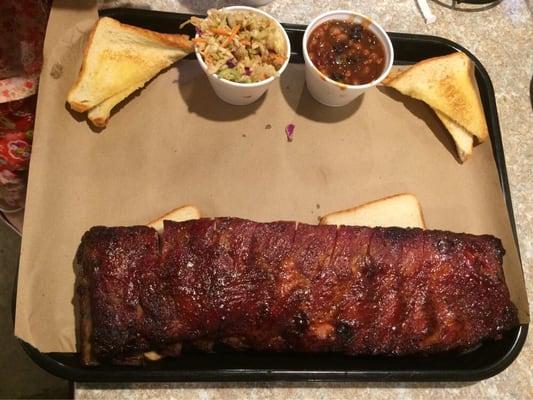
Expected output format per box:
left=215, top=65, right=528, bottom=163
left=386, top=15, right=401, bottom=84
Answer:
left=0, top=0, right=50, bottom=209
left=0, top=97, right=34, bottom=208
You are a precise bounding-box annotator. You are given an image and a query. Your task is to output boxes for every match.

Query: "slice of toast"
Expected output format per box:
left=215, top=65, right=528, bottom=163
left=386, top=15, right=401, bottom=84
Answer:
left=67, top=17, right=193, bottom=113
left=382, top=52, right=488, bottom=142
left=87, top=81, right=147, bottom=128
left=434, top=109, right=473, bottom=162
left=147, top=204, right=201, bottom=233
left=319, top=193, right=426, bottom=229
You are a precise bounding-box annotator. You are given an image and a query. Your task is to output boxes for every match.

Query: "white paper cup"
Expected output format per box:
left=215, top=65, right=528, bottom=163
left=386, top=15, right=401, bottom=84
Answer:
left=195, top=6, right=291, bottom=106
left=303, top=10, right=394, bottom=107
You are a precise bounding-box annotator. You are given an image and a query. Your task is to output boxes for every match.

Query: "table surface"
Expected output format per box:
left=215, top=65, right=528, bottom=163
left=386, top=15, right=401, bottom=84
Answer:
left=44, top=0, right=532, bottom=398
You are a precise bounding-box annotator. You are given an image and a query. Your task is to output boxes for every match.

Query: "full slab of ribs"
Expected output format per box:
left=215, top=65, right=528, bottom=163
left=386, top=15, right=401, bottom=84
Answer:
left=76, top=218, right=518, bottom=365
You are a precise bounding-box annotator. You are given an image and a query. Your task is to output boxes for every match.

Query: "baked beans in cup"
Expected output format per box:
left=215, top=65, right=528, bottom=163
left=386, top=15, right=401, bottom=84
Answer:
left=303, top=11, right=394, bottom=107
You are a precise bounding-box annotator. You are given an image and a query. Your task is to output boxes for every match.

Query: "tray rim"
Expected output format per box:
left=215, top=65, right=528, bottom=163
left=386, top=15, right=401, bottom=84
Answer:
left=14, top=7, right=528, bottom=383
left=18, top=324, right=529, bottom=382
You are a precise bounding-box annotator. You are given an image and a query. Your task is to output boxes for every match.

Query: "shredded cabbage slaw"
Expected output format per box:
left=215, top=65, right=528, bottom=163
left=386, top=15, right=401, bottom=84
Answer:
left=183, top=9, right=287, bottom=84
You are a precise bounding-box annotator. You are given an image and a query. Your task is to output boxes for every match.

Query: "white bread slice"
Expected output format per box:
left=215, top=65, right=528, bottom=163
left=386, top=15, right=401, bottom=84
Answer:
left=147, top=204, right=201, bottom=233
left=319, top=193, right=426, bottom=229
left=433, top=109, right=473, bottom=163
left=382, top=52, right=488, bottom=142
left=67, top=17, right=193, bottom=113
left=87, top=80, right=147, bottom=127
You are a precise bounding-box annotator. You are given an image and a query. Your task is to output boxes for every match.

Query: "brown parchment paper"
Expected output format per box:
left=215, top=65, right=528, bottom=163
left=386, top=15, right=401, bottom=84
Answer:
left=15, top=8, right=529, bottom=353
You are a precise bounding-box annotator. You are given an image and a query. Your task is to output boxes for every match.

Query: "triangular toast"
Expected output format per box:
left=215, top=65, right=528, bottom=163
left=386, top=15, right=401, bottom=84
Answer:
left=67, top=17, right=193, bottom=113
left=382, top=52, right=488, bottom=142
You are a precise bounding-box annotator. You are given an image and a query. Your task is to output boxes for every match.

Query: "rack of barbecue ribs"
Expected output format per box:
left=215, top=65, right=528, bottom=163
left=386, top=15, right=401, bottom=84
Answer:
left=76, top=217, right=518, bottom=365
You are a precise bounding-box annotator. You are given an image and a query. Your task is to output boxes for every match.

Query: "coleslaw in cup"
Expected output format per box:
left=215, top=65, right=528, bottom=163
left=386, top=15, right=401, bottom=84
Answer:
left=188, top=7, right=291, bottom=105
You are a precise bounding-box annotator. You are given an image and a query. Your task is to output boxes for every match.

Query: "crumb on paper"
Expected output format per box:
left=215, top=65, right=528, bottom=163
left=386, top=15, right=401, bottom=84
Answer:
left=285, top=123, right=295, bottom=142
left=316, top=204, right=320, bottom=209
left=242, top=134, right=247, bottom=138
left=265, top=124, right=272, bottom=130
left=50, top=63, right=63, bottom=79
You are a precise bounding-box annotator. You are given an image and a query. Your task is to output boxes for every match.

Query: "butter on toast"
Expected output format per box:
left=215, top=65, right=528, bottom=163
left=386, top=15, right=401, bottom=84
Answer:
left=67, top=17, right=193, bottom=114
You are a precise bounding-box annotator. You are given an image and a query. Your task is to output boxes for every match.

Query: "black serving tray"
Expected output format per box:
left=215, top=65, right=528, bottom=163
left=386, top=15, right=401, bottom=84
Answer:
left=17, top=8, right=527, bottom=382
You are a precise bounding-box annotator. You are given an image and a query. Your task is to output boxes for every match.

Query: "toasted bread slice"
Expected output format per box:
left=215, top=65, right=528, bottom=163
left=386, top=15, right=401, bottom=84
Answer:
left=67, top=17, right=193, bottom=113
left=319, top=193, right=426, bottom=229
left=147, top=204, right=201, bottom=233
left=383, top=52, right=488, bottom=142
left=87, top=81, right=147, bottom=128
left=434, top=109, right=473, bottom=162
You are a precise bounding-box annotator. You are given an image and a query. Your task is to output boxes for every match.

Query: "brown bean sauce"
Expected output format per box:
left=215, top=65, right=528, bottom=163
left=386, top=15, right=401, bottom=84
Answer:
left=307, top=20, right=386, bottom=85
